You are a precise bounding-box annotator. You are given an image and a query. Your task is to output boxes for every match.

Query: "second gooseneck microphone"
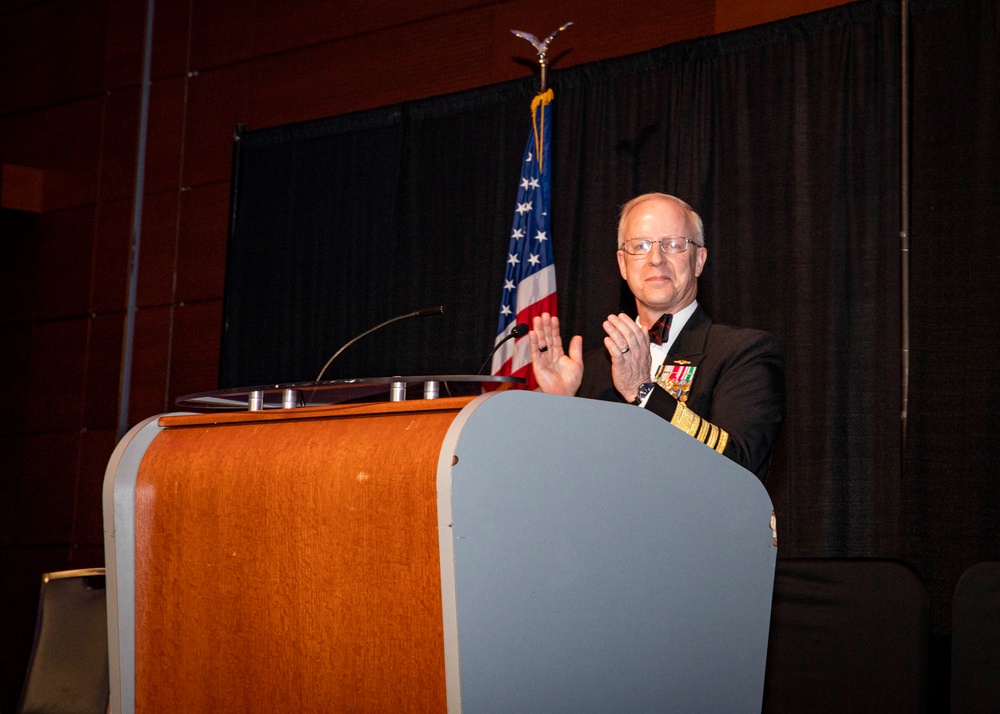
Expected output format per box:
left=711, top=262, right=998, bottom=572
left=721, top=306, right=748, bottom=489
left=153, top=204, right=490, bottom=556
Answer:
left=477, top=322, right=529, bottom=375
left=315, top=306, right=445, bottom=382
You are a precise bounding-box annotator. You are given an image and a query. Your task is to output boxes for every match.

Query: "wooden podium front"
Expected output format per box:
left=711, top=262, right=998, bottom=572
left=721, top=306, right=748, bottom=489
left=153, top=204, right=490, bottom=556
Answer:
left=105, top=390, right=777, bottom=713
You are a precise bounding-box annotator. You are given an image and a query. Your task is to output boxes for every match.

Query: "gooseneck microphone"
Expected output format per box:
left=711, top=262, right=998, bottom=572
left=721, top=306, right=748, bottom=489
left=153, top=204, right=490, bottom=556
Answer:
left=477, top=323, right=529, bottom=375
left=315, top=305, right=445, bottom=382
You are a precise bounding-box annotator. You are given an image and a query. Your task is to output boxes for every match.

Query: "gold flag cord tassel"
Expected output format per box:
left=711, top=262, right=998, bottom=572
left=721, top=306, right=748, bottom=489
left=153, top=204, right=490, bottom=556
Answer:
left=531, top=89, right=554, bottom=174
left=670, top=401, right=729, bottom=454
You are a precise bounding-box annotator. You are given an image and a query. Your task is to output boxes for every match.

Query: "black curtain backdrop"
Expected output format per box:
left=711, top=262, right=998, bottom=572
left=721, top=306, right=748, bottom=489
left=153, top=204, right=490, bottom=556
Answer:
left=906, top=0, right=1000, bottom=629
left=221, top=0, right=999, bottom=632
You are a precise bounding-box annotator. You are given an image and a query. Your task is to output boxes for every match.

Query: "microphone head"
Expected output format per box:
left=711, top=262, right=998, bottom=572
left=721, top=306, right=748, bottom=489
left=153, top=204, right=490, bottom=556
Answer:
left=414, top=305, right=445, bottom=317
left=510, top=323, right=529, bottom=338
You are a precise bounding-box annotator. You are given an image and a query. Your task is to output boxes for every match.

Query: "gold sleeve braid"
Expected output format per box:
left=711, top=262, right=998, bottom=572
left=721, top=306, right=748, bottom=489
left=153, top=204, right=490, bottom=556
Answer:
left=669, top=401, right=729, bottom=455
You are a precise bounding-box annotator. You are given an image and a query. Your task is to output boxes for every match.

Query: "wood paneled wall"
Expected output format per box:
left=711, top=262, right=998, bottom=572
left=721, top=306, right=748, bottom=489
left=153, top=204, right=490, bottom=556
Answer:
left=0, top=0, right=849, bottom=708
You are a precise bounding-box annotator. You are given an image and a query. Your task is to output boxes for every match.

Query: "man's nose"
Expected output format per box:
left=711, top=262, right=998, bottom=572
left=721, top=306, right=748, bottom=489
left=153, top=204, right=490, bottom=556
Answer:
left=647, top=241, right=667, bottom=265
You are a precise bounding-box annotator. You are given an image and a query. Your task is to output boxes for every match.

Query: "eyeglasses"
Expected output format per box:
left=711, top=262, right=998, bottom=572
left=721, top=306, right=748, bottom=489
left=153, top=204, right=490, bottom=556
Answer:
left=618, top=237, right=702, bottom=255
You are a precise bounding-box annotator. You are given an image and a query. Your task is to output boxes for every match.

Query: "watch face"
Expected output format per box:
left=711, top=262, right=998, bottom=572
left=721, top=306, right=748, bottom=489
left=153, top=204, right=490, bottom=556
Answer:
left=634, top=382, right=654, bottom=404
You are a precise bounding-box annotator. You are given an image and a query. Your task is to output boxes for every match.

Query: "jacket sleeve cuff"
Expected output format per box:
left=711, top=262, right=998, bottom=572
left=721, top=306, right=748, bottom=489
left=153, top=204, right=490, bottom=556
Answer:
left=669, top=401, right=729, bottom=454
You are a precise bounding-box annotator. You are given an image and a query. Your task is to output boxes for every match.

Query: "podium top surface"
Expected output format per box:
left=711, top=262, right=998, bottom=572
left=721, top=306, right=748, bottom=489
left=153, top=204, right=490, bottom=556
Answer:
left=175, top=375, right=525, bottom=410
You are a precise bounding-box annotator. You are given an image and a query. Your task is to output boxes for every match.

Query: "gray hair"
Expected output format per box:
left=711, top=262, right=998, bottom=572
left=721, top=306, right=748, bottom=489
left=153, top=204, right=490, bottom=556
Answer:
left=617, top=193, right=705, bottom=248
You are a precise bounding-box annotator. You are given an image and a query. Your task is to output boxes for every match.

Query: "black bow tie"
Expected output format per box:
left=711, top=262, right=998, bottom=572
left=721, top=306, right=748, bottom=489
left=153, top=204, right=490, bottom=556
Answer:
left=649, top=313, right=672, bottom=346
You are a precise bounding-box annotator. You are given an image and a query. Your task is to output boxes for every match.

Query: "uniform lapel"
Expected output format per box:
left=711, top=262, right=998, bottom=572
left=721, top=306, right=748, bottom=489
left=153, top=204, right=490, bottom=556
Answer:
left=666, top=304, right=710, bottom=364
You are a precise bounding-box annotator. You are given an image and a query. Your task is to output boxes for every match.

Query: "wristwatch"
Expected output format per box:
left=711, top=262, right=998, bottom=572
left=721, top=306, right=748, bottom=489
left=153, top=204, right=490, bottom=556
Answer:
left=630, top=381, right=656, bottom=405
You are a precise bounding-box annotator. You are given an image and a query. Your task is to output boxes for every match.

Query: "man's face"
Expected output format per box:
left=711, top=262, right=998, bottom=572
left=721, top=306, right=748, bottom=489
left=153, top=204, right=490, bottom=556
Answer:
left=616, top=197, right=708, bottom=321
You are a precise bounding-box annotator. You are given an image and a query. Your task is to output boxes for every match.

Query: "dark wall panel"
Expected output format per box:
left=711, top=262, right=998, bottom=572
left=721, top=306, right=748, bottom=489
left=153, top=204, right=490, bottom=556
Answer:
left=75, top=428, right=119, bottom=542
left=97, top=87, right=141, bottom=203
left=0, top=323, right=33, bottom=433
left=246, top=9, right=496, bottom=129
left=34, top=206, right=96, bottom=321
left=25, top=319, right=89, bottom=433
left=92, top=198, right=133, bottom=314
left=0, top=0, right=107, bottom=114
left=83, top=313, right=126, bottom=429
left=15, top=431, right=82, bottom=544
left=128, top=306, right=171, bottom=422
left=40, top=97, right=105, bottom=211
left=181, top=64, right=253, bottom=187
left=176, top=182, right=229, bottom=303
left=189, top=0, right=487, bottom=69
left=0, top=110, right=50, bottom=175
left=0, top=211, right=40, bottom=323
left=143, top=77, right=187, bottom=194
left=136, top=191, right=181, bottom=308
left=169, top=299, right=224, bottom=402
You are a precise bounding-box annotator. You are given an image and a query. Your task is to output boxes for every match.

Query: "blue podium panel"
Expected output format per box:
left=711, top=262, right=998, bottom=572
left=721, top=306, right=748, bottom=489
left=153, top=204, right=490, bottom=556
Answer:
left=439, top=390, right=776, bottom=713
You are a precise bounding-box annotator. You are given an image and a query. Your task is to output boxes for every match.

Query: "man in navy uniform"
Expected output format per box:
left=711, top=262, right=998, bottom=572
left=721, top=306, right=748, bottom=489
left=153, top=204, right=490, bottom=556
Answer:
left=528, top=192, right=784, bottom=483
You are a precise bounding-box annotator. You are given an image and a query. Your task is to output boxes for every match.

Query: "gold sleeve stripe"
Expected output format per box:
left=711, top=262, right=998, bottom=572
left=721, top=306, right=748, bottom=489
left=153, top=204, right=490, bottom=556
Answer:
left=670, top=402, right=698, bottom=436
left=670, top=401, right=700, bottom=436
left=715, top=428, right=729, bottom=454
left=696, top=418, right=711, bottom=443
left=685, top=413, right=701, bottom=437
left=670, top=402, right=730, bottom=455
left=670, top=401, right=688, bottom=428
left=706, top=424, right=719, bottom=449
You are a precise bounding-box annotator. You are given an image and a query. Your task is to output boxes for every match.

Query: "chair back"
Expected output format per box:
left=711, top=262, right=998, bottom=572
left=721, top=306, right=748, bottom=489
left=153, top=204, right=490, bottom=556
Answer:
left=17, top=568, right=109, bottom=714
left=762, top=558, right=930, bottom=713
left=951, top=561, right=1000, bottom=714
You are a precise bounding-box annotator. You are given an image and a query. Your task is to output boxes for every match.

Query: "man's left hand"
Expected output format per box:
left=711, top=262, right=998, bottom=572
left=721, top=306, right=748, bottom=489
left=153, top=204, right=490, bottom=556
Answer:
left=603, top=313, right=652, bottom=402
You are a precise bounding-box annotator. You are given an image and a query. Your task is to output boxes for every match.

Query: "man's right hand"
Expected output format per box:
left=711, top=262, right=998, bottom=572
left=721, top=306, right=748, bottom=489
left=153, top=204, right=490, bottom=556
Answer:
left=528, top=312, right=584, bottom=396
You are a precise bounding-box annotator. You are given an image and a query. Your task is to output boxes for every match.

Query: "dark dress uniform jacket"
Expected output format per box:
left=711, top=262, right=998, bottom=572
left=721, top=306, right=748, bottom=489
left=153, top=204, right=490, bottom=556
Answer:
left=576, top=305, right=785, bottom=483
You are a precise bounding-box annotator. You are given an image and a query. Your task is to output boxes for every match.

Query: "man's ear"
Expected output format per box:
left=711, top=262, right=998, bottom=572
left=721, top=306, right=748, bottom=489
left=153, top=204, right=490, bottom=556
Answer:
left=617, top=250, right=629, bottom=280
left=694, top=246, right=708, bottom=277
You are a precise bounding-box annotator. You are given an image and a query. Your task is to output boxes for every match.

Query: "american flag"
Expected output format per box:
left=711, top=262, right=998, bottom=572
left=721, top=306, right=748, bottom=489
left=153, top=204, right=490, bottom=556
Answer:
left=490, top=89, right=558, bottom=390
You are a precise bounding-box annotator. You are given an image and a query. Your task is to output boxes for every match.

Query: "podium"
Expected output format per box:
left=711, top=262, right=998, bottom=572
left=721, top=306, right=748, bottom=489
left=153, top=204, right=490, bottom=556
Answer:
left=104, top=389, right=777, bottom=713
